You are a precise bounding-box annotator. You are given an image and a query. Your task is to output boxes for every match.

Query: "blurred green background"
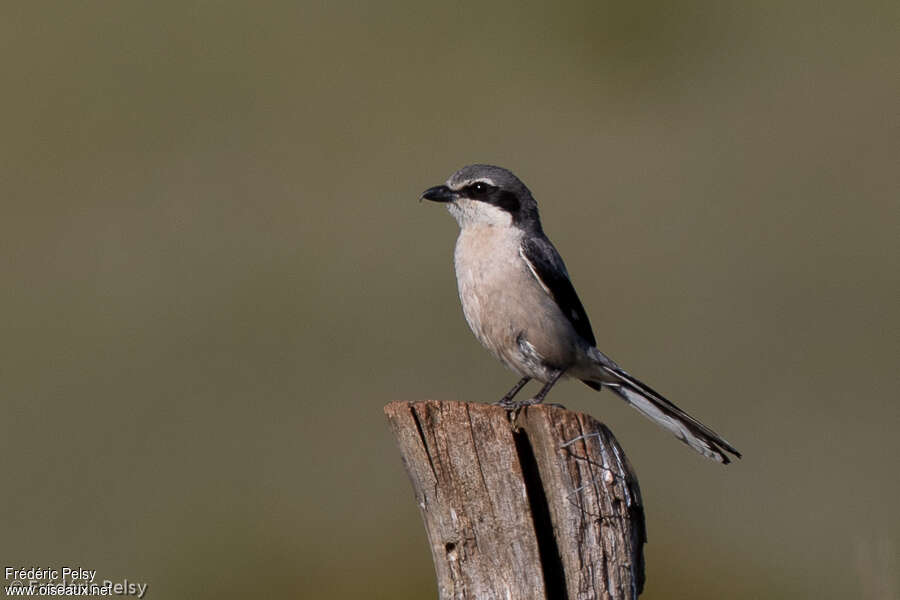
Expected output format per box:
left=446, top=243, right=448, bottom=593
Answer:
left=2, top=1, right=897, bottom=599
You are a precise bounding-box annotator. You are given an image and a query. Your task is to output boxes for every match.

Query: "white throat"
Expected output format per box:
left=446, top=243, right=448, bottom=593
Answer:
left=447, top=198, right=513, bottom=229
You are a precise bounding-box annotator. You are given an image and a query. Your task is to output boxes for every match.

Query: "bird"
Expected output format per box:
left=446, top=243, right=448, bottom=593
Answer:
left=421, top=164, right=741, bottom=463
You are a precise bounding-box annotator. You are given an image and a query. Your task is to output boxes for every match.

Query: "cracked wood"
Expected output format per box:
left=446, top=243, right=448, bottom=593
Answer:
left=384, top=400, right=646, bottom=600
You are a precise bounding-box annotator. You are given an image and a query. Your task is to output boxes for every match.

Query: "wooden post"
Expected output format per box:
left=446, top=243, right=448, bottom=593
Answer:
left=384, top=400, right=646, bottom=600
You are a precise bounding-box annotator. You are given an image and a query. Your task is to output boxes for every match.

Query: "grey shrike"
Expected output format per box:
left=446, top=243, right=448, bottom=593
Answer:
left=422, top=164, right=741, bottom=464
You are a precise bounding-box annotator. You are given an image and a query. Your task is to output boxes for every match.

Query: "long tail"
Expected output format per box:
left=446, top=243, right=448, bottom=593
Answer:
left=586, top=362, right=741, bottom=464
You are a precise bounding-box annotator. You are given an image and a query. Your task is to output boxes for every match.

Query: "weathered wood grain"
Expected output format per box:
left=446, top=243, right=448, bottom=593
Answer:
left=384, top=400, right=645, bottom=600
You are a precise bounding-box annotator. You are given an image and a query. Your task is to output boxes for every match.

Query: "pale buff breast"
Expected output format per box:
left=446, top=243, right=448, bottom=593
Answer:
left=453, top=226, right=580, bottom=380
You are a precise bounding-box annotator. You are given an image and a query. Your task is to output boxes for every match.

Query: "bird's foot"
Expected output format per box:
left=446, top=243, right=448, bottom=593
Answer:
left=495, top=397, right=566, bottom=410
left=494, top=397, right=524, bottom=409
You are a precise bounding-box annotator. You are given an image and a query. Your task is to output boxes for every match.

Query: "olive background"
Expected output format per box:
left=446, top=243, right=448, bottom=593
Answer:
left=1, top=2, right=897, bottom=599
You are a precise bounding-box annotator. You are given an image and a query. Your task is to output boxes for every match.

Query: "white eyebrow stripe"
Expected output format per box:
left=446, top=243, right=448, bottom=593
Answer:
left=450, top=177, right=497, bottom=190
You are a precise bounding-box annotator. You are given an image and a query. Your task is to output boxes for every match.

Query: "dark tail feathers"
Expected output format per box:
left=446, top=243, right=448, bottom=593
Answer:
left=585, top=366, right=741, bottom=464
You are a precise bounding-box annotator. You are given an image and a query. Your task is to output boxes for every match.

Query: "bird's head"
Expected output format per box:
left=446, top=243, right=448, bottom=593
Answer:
left=421, top=164, right=541, bottom=232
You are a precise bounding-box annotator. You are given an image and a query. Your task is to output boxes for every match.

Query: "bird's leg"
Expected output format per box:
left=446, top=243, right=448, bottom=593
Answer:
left=502, top=369, right=566, bottom=409
left=529, top=368, right=566, bottom=404
left=495, top=377, right=531, bottom=407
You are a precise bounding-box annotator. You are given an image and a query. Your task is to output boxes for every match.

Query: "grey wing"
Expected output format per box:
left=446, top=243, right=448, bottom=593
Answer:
left=520, top=236, right=597, bottom=347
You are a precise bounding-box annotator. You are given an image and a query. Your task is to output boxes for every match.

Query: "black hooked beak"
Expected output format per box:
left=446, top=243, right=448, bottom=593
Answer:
left=421, top=185, right=456, bottom=203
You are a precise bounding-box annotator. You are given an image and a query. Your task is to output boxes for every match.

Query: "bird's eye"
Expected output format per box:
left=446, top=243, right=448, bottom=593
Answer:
left=470, top=182, right=489, bottom=195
